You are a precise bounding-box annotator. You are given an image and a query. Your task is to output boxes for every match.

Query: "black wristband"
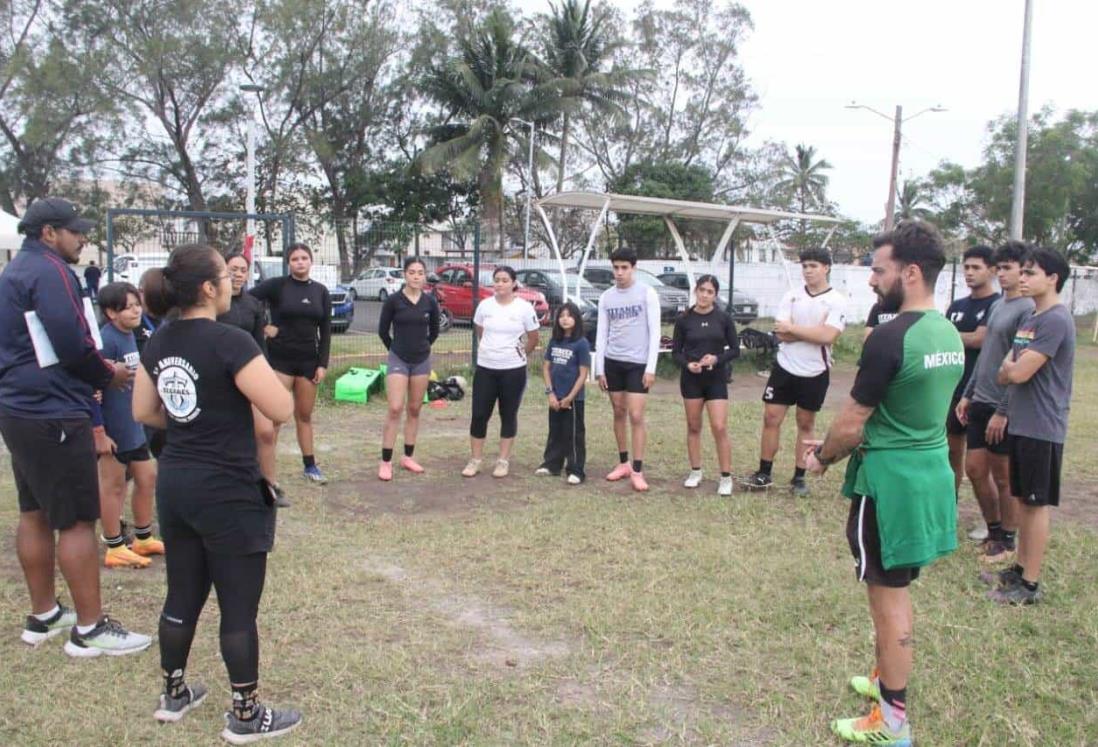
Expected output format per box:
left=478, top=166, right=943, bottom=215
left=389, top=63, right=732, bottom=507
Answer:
left=813, top=444, right=836, bottom=466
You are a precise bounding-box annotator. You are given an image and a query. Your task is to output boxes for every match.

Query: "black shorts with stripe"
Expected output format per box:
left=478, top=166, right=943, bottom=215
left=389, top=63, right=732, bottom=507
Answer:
left=845, top=495, right=920, bottom=588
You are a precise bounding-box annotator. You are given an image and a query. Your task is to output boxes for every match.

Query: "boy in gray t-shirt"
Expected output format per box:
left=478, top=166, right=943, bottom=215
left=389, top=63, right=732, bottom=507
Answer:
left=988, top=248, right=1076, bottom=606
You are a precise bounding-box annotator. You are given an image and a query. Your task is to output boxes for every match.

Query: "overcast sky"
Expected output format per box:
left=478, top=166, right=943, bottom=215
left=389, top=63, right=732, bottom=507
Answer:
left=609, top=0, right=1098, bottom=225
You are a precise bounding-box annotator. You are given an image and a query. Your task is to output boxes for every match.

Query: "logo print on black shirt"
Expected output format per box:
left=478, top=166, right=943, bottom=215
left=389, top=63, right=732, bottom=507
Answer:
left=158, top=365, right=201, bottom=423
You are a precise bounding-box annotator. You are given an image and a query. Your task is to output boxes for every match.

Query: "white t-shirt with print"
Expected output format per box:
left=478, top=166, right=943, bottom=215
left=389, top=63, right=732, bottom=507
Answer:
left=473, top=296, right=540, bottom=370
left=775, top=285, right=847, bottom=377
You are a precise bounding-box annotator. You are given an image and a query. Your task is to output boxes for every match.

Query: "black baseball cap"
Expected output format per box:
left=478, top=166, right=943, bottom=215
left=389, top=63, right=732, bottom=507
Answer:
left=17, top=197, right=96, bottom=235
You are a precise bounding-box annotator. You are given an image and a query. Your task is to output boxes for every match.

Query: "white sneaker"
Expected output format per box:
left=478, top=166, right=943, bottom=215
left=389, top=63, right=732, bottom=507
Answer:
left=683, top=469, right=704, bottom=489
left=534, top=467, right=552, bottom=476
left=566, top=474, right=582, bottom=485
left=64, top=616, right=151, bottom=657
left=968, top=525, right=989, bottom=541
left=717, top=475, right=734, bottom=497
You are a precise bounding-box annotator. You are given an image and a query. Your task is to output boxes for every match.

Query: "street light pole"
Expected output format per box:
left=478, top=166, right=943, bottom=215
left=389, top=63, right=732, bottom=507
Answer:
left=846, top=102, right=946, bottom=231
left=511, top=117, right=535, bottom=259
left=1010, top=0, right=1034, bottom=240
left=240, top=84, right=264, bottom=243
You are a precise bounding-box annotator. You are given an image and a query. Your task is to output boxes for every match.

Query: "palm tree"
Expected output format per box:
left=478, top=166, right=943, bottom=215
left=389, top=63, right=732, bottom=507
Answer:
left=776, top=144, right=832, bottom=214
left=895, top=180, right=931, bottom=222
left=543, top=0, right=633, bottom=193
left=419, top=10, right=561, bottom=252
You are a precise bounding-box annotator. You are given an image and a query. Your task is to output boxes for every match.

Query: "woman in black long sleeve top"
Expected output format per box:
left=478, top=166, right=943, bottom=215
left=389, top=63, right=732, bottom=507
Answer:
left=375, top=257, right=440, bottom=481
left=671, top=274, right=740, bottom=496
left=249, top=243, right=331, bottom=484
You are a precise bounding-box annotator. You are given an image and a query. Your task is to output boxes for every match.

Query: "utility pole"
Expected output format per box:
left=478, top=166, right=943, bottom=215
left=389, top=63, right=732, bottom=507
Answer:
left=240, top=84, right=264, bottom=246
left=885, top=105, right=903, bottom=232
left=511, top=118, right=535, bottom=259
left=1010, top=0, right=1034, bottom=240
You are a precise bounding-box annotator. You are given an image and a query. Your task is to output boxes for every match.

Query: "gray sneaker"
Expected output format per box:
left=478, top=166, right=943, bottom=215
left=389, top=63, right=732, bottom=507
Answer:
left=987, top=579, right=1041, bottom=605
left=221, top=705, right=303, bottom=744
left=21, top=601, right=77, bottom=646
left=978, top=566, right=1022, bottom=588
left=790, top=477, right=809, bottom=497
left=273, top=484, right=291, bottom=508
left=154, top=682, right=209, bottom=723
left=63, top=616, right=151, bottom=658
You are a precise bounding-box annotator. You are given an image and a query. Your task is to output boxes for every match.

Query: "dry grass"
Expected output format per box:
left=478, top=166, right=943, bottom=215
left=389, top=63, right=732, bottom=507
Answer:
left=1, top=344, right=1096, bottom=745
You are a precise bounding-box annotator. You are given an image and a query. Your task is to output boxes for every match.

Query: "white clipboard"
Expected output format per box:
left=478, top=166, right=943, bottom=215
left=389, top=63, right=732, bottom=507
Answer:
left=24, top=297, right=104, bottom=368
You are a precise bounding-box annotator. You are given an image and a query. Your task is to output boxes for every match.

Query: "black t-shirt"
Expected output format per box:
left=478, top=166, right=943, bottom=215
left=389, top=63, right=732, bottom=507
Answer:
left=866, top=302, right=898, bottom=329
left=140, top=318, right=263, bottom=477
left=671, top=307, right=739, bottom=371
left=218, top=292, right=267, bottom=353
left=945, top=291, right=999, bottom=396
left=377, top=289, right=440, bottom=365
left=250, top=276, right=331, bottom=366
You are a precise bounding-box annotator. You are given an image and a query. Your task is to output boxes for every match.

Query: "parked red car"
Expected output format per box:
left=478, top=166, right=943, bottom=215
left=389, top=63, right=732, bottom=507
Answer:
left=430, top=264, right=551, bottom=325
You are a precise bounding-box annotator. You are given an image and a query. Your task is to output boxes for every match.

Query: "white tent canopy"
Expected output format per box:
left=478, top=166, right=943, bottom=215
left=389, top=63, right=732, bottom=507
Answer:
left=0, top=209, right=22, bottom=252
left=534, top=190, right=844, bottom=302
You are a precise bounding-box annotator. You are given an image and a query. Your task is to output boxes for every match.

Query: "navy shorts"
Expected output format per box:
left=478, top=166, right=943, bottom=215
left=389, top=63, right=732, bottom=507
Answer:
left=386, top=351, right=432, bottom=378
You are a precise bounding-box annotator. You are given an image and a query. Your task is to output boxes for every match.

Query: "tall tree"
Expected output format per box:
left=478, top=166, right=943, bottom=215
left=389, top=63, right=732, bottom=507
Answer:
left=895, top=180, right=931, bottom=222
left=419, top=8, right=561, bottom=252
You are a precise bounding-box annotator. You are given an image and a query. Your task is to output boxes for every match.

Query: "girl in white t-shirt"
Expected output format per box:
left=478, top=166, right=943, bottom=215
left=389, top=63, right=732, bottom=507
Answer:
left=463, top=266, right=540, bottom=478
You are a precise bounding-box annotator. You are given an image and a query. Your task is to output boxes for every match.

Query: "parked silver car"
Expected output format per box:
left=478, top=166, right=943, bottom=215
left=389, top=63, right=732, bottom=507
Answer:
left=657, top=271, right=759, bottom=324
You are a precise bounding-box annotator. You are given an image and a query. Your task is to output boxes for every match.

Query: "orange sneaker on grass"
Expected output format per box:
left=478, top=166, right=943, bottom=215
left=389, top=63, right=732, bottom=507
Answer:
left=606, top=462, right=633, bottom=481
left=400, top=455, right=425, bottom=474
left=105, top=545, right=151, bottom=569
left=131, top=536, right=165, bottom=557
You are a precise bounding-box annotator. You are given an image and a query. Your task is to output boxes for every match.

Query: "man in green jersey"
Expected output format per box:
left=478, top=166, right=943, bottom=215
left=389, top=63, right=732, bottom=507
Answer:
left=806, top=221, right=963, bottom=746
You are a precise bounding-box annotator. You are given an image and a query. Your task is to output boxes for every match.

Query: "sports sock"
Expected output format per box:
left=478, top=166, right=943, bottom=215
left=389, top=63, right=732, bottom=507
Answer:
left=1021, top=578, right=1039, bottom=592
left=133, top=524, right=152, bottom=540
left=1002, top=529, right=1017, bottom=548
left=164, top=668, right=187, bottom=699
left=32, top=604, right=60, bottom=622
left=632, top=459, right=643, bottom=473
left=102, top=533, right=126, bottom=549
left=618, top=451, right=629, bottom=464
left=404, top=444, right=415, bottom=457
left=878, top=682, right=907, bottom=731
left=302, top=454, right=316, bottom=469
left=76, top=622, right=96, bottom=635
left=381, top=448, right=393, bottom=463
left=793, top=466, right=806, bottom=480
left=691, top=465, right=702, bottom=472
left=759, top=459, right=773, bottom=476
left=231, top=682, right=260, bottom=721
left=987, top=521, right=1003, bottom=541
left=720, top=471, right=731, bottom=478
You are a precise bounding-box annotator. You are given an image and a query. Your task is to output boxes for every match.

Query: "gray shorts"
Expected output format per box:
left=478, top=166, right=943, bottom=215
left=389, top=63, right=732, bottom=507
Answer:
left=386, top=350, right=432, bottom=378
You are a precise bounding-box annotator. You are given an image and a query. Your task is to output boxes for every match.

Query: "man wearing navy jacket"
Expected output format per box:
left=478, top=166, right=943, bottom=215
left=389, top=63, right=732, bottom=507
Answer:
left=0, top=197, right=150, bottom=657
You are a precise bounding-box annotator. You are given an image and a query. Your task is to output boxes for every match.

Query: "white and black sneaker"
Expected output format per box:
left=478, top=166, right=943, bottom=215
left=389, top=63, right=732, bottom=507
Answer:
left=21, top=601, right=77, bottom=646
left=154, top=682, right=209, bottom=723
left=742, top=471, right=773, bottom=490
left=683, top=469, right=703, bottom=489
left=221, top=705, right=303, bottom=744
left=63, top=616, right=151, bottom=658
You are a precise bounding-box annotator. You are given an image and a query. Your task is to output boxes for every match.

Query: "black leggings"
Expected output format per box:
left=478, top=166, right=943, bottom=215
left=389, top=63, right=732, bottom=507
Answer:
left=469, top=365, right=527, bottom=440
left=159, top=535, right=267, bottom=685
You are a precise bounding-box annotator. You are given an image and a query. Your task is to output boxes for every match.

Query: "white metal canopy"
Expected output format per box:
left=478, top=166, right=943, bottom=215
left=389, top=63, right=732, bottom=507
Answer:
left=534, top=190, right=844, bottom=302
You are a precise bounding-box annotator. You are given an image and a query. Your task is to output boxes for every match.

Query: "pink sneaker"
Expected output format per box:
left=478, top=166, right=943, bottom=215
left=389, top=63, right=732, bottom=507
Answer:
left=630, top=471, right=649, bottom=492
left=400, top=455, right=425, bottom=474
left=378, top=461, right=393, bottom=481
left=606, top=462, right=633, bottom=481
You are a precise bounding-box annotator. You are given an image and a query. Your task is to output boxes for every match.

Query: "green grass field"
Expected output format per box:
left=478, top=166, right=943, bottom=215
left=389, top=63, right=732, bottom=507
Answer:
left=1, top=335, right=1096, bottom=745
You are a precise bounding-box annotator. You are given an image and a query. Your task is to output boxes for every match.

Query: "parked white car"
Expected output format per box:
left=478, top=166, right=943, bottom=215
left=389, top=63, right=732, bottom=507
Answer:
left=351, top=266, right=404, bottom=301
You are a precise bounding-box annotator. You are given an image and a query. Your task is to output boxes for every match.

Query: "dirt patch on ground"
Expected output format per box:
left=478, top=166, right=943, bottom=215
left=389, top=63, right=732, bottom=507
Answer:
left=363, top=556, right=571, bottom=671
left=1054, top=480, right=1098, bottom=531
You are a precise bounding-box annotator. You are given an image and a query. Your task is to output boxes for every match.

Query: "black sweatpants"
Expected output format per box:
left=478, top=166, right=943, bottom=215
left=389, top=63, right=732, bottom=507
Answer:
left=159, top=535, right=267, bottom=685
left=541, top=401, right=586, bottom=479
left=470, top=365, right=527, bottom=440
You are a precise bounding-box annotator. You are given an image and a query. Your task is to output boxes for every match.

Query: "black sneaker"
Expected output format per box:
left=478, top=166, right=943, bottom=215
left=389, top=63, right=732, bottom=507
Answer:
left=222, top=705, right=302, bottom=744
left=987, top=579, right=1042, bottom=605
left=742, top=471, right=773, bottom=490
left=154, top=682, right=209, bottom=723
left=978, top=566, right=1022, bottom=588
left=273, top=485, right=291, bottom=508
left=790, top=476, right=809, bottom=497
left=21, top=601, right=77, bottom=646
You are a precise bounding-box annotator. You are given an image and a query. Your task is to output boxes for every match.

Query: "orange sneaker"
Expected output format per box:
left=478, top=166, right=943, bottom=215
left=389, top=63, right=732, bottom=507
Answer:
left=105, top=545, right=151, bottom=569
left=400, top=456, right=425, bottom=474
left=378, top=461, right=393, bottom=481
left=131, top=537, right=165, bottom=557
left=606, top=462, right=633, bottom=481
left=630, top=471, right=649, bottom=492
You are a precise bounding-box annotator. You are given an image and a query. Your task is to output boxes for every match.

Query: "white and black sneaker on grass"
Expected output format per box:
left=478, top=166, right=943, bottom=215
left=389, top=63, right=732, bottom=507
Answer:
left=21, top=602, right=77, bottom=646
left=63, top=616, right=151, bottom=658
left=742, top=471, right=773, bottom=490
left=154, top=683, right=209, bottom=722
left=683, top=469, right=703, bottom=488
left=221, top=705, right=302, bottom=744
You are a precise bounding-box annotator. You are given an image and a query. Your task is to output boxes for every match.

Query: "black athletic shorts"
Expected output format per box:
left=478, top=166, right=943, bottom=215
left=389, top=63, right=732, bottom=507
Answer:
left=603, top=358, right=648, bottom=394
left=1008, top=435, right=1062, bottom=507
left=965, top=401, right=1010, bottom=455
left=762, top=362, right=829, bottom=412
left=0, top=415, right=100, bottom=530
left=269, top=354, right=319, bottom=380
left=680, top=368, right=728, bottom=401
left=945, top=393, right=966, bottom=436
left=157, top=466, right=276, bottom=555
left=112, top=444, right=151, bottom=465
left=846, top=495, right=921, bottom=588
